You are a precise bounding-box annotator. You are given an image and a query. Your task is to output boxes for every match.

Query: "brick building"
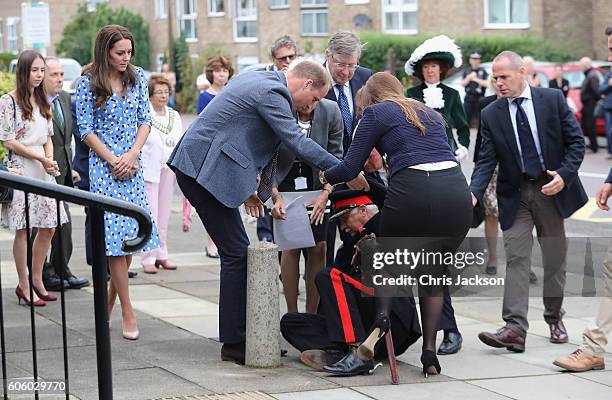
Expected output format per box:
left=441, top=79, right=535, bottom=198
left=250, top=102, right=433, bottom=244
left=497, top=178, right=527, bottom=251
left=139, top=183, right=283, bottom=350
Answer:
left=0, top=0, right=609, bottom=71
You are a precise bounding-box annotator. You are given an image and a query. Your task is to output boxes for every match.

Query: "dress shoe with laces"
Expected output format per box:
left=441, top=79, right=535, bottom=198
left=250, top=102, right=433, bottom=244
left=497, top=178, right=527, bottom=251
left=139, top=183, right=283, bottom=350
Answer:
left=438, top=331, right=463, bottom=355
left=67, top=275, right=90, bottom=289
left=221, top=342, right=245, bottom=365
left=323, top=349, right=375, bottom=376
left=549, top=321, right=568, bottom=344
left=478, top=327, right=526, bottom=353
left=553, top=349, right=605, bottom=372
left=43, top=274, right=70, bottom=291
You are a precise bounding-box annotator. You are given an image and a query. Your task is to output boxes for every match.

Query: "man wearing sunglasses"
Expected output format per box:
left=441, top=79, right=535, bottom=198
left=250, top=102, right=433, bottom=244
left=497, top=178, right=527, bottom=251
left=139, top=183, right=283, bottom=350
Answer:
left=264, top=35, right=298, bottom=72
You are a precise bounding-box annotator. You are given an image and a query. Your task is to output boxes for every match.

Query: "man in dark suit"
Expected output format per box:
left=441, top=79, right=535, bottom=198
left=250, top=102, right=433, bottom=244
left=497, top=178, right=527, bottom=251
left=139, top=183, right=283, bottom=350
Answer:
left=322, top=31, right=374, bottom=270
left=168, top=60, right=369, bottom=365
left=42, top=57, right=89, bottom=290
left=580, top=57, right=600, bottom=153
left=470, top=51, right=588, bottom=353
left=548, top=64, right=570, bottom=98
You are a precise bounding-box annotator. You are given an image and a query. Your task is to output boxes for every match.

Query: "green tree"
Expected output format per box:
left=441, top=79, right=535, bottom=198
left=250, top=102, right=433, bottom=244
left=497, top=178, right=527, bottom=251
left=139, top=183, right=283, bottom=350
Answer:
left=56, top=4, right=151, bottom=70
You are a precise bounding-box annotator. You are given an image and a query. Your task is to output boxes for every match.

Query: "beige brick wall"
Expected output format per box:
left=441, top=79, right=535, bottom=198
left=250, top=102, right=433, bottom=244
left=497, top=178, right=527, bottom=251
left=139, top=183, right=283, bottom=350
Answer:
left=592, top=0, right=612, bottom=60
left=542, top=0, right=594, bottom=58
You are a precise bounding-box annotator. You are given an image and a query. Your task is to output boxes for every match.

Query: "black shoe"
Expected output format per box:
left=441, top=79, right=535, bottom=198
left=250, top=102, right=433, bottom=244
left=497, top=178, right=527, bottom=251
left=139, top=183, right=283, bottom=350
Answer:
left=128, top=271, right=138, bottom=279
left=529, top=270, right=537, bottom=284
left=485, top=265, right=497, bottom=275
left=421, top=349, right=441, bottom=377
left=67, top=275, right=90, bottom=289
left=221, top=342, right=245, bottom=365
left=325, top=349, right=347, bottom=366
left=44, top=274, right=70, bottom=291
left=323, top=349, right=374, bottom=376
left=437, top=331, right=463, bottom=355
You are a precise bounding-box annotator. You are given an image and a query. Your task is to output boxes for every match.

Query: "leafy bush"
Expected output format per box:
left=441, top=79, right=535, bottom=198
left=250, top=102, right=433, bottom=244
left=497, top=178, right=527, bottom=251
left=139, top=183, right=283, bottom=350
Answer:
left=0, top=72, right=13, bottom=160
left=0, top=53, right=15, bottom=72
left=359, top=32, right=576, bottom=83
left=57, top=4, right=151, bottom=70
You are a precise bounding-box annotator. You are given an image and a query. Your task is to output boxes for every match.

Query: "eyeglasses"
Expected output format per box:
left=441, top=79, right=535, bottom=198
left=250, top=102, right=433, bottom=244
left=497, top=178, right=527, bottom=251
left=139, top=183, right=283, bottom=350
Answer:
left=274, top=54, right=297, bottom=62
left=331, top=55, right=359, bottom=71
left=153, top=90, right=170, bottom=96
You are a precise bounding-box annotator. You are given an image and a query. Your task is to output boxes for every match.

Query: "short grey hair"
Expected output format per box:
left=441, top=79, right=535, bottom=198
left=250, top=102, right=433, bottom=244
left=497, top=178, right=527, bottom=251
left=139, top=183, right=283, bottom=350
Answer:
left=493, top=51, right=523, bottom=70
left=605, top=25, right=612, bottom=36
left=328, top=31, right=363, bottom=59
left=271, top=35, right=297, bottom=58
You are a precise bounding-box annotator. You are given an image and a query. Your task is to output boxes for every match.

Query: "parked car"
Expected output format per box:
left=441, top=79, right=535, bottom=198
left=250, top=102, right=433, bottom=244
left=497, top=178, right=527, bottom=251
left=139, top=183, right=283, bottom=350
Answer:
left=9, top=57, right=82, bottom=94
left=444, top=61, right=606, bottom=135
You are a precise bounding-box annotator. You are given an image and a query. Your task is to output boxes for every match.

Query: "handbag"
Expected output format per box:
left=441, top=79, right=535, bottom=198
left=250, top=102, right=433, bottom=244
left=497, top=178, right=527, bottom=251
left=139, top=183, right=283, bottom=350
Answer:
left=0, top=95, right=17, bottom=204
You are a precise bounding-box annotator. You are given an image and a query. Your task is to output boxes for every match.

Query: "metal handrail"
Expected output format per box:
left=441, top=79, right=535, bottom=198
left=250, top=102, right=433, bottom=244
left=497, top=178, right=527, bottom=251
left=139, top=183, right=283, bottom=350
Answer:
left=0, top=170, right=152, bottom=400
left=0, top=171, right=151, bottom=252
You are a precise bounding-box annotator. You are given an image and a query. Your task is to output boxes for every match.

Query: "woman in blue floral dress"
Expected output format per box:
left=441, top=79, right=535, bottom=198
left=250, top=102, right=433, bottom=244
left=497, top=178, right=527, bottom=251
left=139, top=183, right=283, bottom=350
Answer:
left=76, top=25, right=159, bottom=340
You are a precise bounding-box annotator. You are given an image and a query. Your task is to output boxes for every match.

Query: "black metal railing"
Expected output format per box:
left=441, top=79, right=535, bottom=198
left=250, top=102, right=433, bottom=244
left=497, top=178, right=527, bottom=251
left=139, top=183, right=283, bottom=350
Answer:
left=0, top=170, right=152, bottom=400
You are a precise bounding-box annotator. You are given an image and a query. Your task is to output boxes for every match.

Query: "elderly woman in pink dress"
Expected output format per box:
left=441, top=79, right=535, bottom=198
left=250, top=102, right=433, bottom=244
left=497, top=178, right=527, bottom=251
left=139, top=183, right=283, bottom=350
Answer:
left=140, top=74, right=183, bottom=273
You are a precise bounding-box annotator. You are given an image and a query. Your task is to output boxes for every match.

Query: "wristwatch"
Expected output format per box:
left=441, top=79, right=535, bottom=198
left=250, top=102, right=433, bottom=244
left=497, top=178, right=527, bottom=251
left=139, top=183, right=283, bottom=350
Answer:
left=319, top=172, right=328, bottom=185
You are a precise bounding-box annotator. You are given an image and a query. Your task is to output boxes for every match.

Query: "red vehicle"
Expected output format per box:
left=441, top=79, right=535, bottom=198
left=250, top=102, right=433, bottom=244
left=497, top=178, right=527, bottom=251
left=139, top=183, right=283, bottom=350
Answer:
left=534, top=64, right=606, bottom=135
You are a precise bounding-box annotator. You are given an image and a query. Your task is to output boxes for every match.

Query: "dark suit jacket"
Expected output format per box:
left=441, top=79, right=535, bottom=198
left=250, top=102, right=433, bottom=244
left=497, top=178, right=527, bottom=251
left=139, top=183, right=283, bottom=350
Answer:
left=470, top=86, right=588, bottom=230
left=324, top=65, right=373, bottom=153
left=51, top=92, right=74, bottom=187
left=274, top=98, right=344, bottom=189
left=71, top=97, right=89, bottom=191
left=405, top=82, right=470, bottom=149
left=473, top=94, right=498, bottom=163
left=549, top=78, right=570, bottom=98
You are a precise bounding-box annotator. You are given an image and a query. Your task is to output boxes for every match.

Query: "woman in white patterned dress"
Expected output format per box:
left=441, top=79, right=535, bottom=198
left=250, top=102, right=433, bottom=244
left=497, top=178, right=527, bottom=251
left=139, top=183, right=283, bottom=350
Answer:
left=0, top=50, right=67, bottom=306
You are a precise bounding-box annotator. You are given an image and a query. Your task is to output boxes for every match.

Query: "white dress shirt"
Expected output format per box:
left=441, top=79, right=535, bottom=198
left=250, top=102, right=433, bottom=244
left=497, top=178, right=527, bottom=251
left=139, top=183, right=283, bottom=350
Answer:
left=507, top=85, right=546, bottom=170
left=141, top=105, right=184, bottom=183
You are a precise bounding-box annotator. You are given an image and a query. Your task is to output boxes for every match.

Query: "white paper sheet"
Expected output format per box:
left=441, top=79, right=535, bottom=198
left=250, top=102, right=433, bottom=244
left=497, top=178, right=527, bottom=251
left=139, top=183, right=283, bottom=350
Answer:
left=272, top=195, right=316, bottom=251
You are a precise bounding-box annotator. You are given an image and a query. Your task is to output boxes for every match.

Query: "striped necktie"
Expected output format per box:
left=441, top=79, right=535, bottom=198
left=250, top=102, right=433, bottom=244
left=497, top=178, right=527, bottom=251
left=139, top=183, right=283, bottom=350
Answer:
left=53, top=97, right=64, bottom=130
left=335, top=83, right=353, bottom=140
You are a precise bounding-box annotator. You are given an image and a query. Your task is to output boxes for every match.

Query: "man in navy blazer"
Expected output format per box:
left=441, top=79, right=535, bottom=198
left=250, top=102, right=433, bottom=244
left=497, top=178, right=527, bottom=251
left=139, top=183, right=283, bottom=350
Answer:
left=168, top=60, right=368, bottom=364
left=470, top=51, right=588, bottom=353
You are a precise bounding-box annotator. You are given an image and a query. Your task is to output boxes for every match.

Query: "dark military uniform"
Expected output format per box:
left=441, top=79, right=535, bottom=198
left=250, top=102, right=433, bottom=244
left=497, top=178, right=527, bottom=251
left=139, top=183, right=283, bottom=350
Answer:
left=462, top=66, right=489, bottom=128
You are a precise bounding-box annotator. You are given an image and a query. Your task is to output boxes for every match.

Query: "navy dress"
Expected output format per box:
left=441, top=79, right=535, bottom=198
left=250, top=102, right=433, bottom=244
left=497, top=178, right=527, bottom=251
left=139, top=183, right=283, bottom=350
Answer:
left=75, top=67, right=160, bottom=256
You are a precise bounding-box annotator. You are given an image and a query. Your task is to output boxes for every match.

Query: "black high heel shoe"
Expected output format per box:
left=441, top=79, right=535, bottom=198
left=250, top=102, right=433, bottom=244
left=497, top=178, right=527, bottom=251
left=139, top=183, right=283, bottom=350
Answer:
left=421, top=349, right=441, bottom=377
left=356, top=316, right=390, bottom=360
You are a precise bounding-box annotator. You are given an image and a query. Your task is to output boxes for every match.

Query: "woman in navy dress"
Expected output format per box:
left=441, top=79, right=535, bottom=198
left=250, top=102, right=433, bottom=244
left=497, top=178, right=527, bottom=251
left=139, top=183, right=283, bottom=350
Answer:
left=76, top=25, right=159, bottom=340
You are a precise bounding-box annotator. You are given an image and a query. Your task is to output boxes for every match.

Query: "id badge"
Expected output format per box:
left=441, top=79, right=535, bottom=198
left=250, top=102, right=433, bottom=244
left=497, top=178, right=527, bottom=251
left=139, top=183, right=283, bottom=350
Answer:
left=294, top=176, right=307, bottom=190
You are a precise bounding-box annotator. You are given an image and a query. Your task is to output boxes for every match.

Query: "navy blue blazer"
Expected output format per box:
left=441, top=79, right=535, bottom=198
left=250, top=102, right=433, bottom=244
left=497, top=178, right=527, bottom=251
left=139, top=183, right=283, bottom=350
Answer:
left=71, top=98, right=89, bottom=191
left=324, top=65, right=373, bottom=153
left=470, top=86, right=588, bottom=230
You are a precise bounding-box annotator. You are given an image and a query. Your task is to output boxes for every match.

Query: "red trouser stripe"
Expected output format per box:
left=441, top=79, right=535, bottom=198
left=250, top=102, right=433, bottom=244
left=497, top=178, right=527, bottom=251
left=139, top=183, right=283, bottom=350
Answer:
left=330, top=268, right=356, bottom=343
left=340, top=273, right=375, bottom=296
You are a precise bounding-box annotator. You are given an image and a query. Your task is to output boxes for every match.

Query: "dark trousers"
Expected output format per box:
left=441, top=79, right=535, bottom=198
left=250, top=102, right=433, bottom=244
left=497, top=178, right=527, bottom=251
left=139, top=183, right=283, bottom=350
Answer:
left=582, top=100, right=599, bottom=152
left=43, top=203, right=74, bottom=280
left=176, top=170, right=249, bottom=344
left=502, top=176, right=567, bottom=336
left=463, top=98, right=480, bottom=129
left=437, top=286, right=458, bottom=332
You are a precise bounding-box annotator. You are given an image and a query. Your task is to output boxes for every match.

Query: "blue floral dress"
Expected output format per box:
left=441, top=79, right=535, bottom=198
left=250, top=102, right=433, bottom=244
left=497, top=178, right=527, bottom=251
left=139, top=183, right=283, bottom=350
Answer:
left=75, top=67, right=160, bottom=256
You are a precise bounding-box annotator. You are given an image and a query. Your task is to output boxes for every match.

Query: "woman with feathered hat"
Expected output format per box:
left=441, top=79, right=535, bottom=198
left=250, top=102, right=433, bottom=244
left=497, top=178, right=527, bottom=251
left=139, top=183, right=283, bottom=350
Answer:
left=405, top=35, right=470, bottom=162
left=404, top=35, right=468, bottom=356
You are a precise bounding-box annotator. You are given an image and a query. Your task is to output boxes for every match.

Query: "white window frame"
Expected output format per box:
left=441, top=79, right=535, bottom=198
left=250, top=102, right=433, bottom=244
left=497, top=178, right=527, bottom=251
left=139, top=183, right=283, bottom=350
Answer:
left=345, top=0, right=370, bottom=4
left=6, top=17, right=18, bottom=54
left=484, top=0, right=530, bottom=29
left=233, top=0, right=258, bottom=43
left=86, top=0, right=108, bottom=12
left=209, top=0, right=225, bottom=16
left=0, top=18, right=4, bottom=53
left=270, top=0, right=289, bottom=9
left=177, top=0, right=198, bottom=42
left=381, top=0, right=418, bottom=35
left=155, top=0, right=168, bottom=19
left=300, top=0, right=328, bottom=37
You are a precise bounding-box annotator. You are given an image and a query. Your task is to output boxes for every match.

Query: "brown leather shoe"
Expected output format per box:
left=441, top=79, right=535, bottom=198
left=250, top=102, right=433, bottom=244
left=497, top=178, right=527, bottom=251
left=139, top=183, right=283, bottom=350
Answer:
left=300, top=349, right=326, bottom=371
left=553, top=349, right=605, bottom=372
left=549, top=321, right=569, bottom=344
left=478, top=327, right=525, bottom=353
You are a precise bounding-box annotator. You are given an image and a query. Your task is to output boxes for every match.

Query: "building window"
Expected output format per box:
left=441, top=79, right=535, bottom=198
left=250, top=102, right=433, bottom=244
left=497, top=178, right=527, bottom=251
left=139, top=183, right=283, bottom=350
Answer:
left=382, top=0, right=417, bottom=35
left=155, top=0, right=168, bottom=19
left=301, top=0, right=328, bottom=37
left=0, top=19, right=4, bottom=53
left=86, top=0, right=108, bottom=12
left=345, top=0, right=370, bottom=4
left=270, top=0, right=289, bottom=8
left=485, top=0, right=529, bottom=28
left=177, top=0, right=198, bottom=40
left=234, top=0, right=257, bottom=42
left=7, top=18, right=18, bottom=54
left=209, top=0, right=225, bottom=16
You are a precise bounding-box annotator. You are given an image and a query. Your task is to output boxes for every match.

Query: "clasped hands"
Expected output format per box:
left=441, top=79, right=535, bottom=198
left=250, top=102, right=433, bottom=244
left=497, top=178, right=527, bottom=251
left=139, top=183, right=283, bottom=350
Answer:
left=40, top=157, right=60, bottom=177
left=109, top=151, right=139, bottom=180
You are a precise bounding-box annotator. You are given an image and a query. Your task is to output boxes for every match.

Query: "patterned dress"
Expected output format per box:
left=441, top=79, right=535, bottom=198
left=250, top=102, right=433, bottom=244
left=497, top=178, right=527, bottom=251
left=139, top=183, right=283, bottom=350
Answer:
left=75, top=67, right=159, bottom=256
left=0, top=95, right=68, bottom=229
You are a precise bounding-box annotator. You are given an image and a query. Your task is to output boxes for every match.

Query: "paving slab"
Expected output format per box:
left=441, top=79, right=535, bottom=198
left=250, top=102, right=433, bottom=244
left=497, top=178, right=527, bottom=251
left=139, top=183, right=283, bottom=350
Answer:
left=272, top=388, right=372, bottom=400
left=354, top=381, right=513, bottom=400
